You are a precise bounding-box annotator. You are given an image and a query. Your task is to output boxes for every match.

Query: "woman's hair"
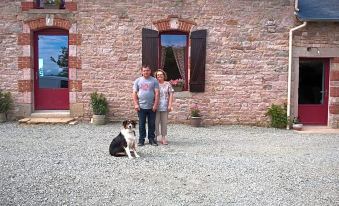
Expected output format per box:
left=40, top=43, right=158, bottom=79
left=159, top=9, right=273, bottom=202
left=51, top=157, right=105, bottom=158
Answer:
left=154, top=69, right=167, bottom=80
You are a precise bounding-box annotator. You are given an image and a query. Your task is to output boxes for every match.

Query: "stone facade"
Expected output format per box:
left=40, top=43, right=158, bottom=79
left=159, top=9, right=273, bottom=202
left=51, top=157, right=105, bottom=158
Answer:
left=0, top=0, right=338, bottom=127
left=292, top=22, right=339, bottom=128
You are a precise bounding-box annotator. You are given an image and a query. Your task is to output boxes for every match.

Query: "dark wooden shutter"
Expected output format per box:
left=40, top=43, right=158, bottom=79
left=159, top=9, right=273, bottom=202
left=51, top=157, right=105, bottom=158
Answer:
left=142, top=28, right=159, bottom=73
left=190, top=30, right=207, bottom=92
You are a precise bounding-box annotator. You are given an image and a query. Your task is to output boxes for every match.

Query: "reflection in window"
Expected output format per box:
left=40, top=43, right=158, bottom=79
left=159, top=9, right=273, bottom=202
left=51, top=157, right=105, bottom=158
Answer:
left=38, top=35, right=68, bottom=88
left=160, top=34, right=187, bottom=87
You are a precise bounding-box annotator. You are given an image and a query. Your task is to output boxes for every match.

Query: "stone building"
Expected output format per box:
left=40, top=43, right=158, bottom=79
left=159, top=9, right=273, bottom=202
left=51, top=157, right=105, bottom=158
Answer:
left=0, top=0, right=338, bottom=128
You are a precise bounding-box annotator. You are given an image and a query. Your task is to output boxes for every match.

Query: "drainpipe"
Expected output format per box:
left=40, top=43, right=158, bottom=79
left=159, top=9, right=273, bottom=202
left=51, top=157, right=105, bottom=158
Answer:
left=294, top=0, right=299, bottom=12
left=287, top=21, right=307, bottom=128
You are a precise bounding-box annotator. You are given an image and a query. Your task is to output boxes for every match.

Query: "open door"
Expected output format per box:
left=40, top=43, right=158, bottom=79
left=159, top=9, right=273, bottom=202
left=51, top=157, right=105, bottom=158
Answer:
left=34, top=29, right=69, bottom=110
left=298, top=59, right=329, bottom=125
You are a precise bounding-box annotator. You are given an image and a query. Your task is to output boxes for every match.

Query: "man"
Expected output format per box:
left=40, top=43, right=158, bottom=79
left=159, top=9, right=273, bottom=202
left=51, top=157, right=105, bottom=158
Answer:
left=133, top=65, right=159, bottom=146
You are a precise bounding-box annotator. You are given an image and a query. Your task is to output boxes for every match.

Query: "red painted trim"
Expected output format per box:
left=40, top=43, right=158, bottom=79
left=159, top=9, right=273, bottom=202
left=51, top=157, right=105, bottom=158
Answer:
left=298, top=58, right=329, bottom=125
left=34, top=28, right=70, bottom=110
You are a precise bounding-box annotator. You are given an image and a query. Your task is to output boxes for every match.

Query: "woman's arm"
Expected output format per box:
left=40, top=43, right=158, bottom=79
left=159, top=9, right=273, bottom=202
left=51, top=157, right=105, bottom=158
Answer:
left=168, top=85, right=174, bottom=112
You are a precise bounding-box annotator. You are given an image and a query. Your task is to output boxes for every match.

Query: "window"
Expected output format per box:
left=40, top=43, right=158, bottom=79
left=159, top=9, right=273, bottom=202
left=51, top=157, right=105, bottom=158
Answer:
left=35, top=0, right=65, bottom=9
left=142, top=28, right=206, bottom=92
left=160, top=33, right=188, bottom=90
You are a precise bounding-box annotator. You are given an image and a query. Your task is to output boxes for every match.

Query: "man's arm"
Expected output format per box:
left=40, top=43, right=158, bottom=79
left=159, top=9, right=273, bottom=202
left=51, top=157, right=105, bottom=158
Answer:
left=132, top=91, right=139, bottom=111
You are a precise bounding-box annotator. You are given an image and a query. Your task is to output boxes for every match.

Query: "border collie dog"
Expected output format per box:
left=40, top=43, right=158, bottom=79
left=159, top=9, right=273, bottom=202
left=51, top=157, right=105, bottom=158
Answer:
left=109, top=120, right=140, bottom=158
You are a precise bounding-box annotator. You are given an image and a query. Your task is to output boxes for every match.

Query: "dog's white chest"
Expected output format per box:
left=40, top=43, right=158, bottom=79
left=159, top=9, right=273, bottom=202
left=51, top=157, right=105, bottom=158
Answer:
left=121, top=129, right=136, bottom=147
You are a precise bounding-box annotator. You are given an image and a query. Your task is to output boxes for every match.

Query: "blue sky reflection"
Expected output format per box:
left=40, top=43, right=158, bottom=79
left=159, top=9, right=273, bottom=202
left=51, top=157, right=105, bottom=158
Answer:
left=161, top=35, right=187, bottom=47
left=39, top=35, right=68, bottom=76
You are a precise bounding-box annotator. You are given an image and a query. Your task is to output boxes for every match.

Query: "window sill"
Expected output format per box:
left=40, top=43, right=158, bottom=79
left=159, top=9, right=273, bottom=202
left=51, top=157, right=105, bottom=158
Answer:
left=26, top=9, right=71, bottom=14
left=174, top=91, right=191, bottom=99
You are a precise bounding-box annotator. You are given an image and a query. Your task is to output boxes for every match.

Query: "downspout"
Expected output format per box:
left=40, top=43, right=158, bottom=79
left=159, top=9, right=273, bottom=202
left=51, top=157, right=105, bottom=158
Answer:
left=294, top=0, right=299, bottom=12
left=287, top=21, right=307, bottom=128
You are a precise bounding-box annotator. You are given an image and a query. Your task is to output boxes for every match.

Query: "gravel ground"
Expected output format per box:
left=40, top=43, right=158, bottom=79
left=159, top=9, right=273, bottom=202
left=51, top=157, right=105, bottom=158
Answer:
left=0, top=122, right=338, bottom=206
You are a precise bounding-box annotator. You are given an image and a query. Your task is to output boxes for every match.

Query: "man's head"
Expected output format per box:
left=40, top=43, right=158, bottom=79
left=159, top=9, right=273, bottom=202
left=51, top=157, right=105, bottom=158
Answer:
left=141, top=65, right=151, bottom=78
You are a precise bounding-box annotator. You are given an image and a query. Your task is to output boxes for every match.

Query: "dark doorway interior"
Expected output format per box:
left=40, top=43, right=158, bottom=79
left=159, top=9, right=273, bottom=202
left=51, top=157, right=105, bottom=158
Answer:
left=298, top=60, right=324, bottom=104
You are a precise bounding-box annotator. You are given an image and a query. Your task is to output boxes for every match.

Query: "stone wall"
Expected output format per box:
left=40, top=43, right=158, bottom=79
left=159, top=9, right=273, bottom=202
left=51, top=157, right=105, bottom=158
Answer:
left=76, top=0, right=295, bottom=125
left=1, top=0, right=338, bottom=126
left=0, top=1, right=22, bottom=119
left=292, top=22, right=339, bottom=128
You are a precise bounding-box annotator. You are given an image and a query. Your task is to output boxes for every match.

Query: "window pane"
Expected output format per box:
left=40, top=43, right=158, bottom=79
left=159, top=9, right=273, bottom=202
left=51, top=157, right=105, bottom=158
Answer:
left=160, top=34, right=187, bottom=84
left=161, top=35, right=187, bottom=47
left=38, top=35, right=68, bottom=88
left=298, top=60, right=324, bottom=104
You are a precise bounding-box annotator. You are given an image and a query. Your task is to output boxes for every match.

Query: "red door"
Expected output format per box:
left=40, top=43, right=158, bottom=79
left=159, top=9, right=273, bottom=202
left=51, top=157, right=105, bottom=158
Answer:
left=298, top=59, right=329, bottom=125
left=34, top=29, right=69, bottom=110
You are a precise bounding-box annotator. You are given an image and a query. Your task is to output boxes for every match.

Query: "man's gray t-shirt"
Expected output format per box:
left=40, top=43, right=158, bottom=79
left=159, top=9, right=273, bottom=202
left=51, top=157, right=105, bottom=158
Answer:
left=133, top=76, right=159, bottom=109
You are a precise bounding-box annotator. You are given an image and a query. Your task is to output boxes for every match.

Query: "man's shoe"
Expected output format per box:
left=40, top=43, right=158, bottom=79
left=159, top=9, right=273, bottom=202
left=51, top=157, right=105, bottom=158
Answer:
left=138, top=142, right=144, bottom=147
left=149, top=139, right=158, bottom=146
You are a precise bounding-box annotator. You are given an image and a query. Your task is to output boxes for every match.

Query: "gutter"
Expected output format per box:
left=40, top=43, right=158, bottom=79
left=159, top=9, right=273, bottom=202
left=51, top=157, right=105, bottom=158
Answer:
left=287, top=21, right=307, bottom=128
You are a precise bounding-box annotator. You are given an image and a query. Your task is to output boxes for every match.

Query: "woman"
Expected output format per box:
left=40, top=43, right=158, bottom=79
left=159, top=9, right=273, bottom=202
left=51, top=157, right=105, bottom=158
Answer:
left=154, top=69, right=174, bottom=145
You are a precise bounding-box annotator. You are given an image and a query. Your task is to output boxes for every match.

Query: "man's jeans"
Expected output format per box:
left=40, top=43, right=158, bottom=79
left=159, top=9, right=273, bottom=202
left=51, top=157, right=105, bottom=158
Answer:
left=138, top=108, right=156, bottom=143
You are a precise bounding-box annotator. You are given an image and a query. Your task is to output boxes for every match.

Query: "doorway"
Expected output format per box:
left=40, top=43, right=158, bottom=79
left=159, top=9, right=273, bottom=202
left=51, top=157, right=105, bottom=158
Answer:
left=298, top=58, right=329, bottom=125
left=34, top=29, right=69, bottom=110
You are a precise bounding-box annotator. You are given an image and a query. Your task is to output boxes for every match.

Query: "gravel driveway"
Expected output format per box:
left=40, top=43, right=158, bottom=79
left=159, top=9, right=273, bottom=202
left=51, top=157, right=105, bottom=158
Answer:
left=0, top=122, right=338, bottom=206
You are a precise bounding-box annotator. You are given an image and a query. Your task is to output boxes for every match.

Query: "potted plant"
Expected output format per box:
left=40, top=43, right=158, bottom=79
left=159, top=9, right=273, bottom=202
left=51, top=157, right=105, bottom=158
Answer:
left=189, top=103, right=202, bottom=127
left=292, top=117, right=303, bottom=131
left=43, top=0, right=61, bottom=9
left=90, top=91, right=109, bottom=125
left=0, top=90, right=13, bottom=122
left=169, top=78, right=184, bottom=92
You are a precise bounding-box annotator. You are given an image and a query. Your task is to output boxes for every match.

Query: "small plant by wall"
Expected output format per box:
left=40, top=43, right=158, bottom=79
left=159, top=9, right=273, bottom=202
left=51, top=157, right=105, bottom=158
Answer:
left=0, top=90, right=13, bottom=122
left=90, top=92, right=108, bottom=115
left=266, top=104, right=287, bottom=129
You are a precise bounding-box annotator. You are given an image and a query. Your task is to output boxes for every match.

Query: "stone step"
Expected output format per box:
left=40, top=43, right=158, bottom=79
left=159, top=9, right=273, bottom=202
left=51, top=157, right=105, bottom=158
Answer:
left=294, top=126, right=339, bottom=134
left=19, top=117, right=76, bottom=124
left=30, top=110, right=70, bottom=118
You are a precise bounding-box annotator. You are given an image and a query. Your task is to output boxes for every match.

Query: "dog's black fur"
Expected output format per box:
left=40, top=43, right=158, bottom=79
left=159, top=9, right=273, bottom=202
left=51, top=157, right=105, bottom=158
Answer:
left=109, top=132, right=127, bottom=156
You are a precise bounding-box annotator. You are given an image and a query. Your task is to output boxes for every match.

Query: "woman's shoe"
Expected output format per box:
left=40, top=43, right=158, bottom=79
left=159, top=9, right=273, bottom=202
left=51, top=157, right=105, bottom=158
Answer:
left=162, top=136, right=168, bottom=145
left=156, top=135, right=162, bottom=142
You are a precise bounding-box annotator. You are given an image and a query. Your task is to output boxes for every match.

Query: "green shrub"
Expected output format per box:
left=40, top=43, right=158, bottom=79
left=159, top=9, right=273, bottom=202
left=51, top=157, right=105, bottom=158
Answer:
left=266, top=104, right=287, bottom=129
left=90, top=92, right=108, bottom=115
left=0, top=90, right=12, bottom=113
